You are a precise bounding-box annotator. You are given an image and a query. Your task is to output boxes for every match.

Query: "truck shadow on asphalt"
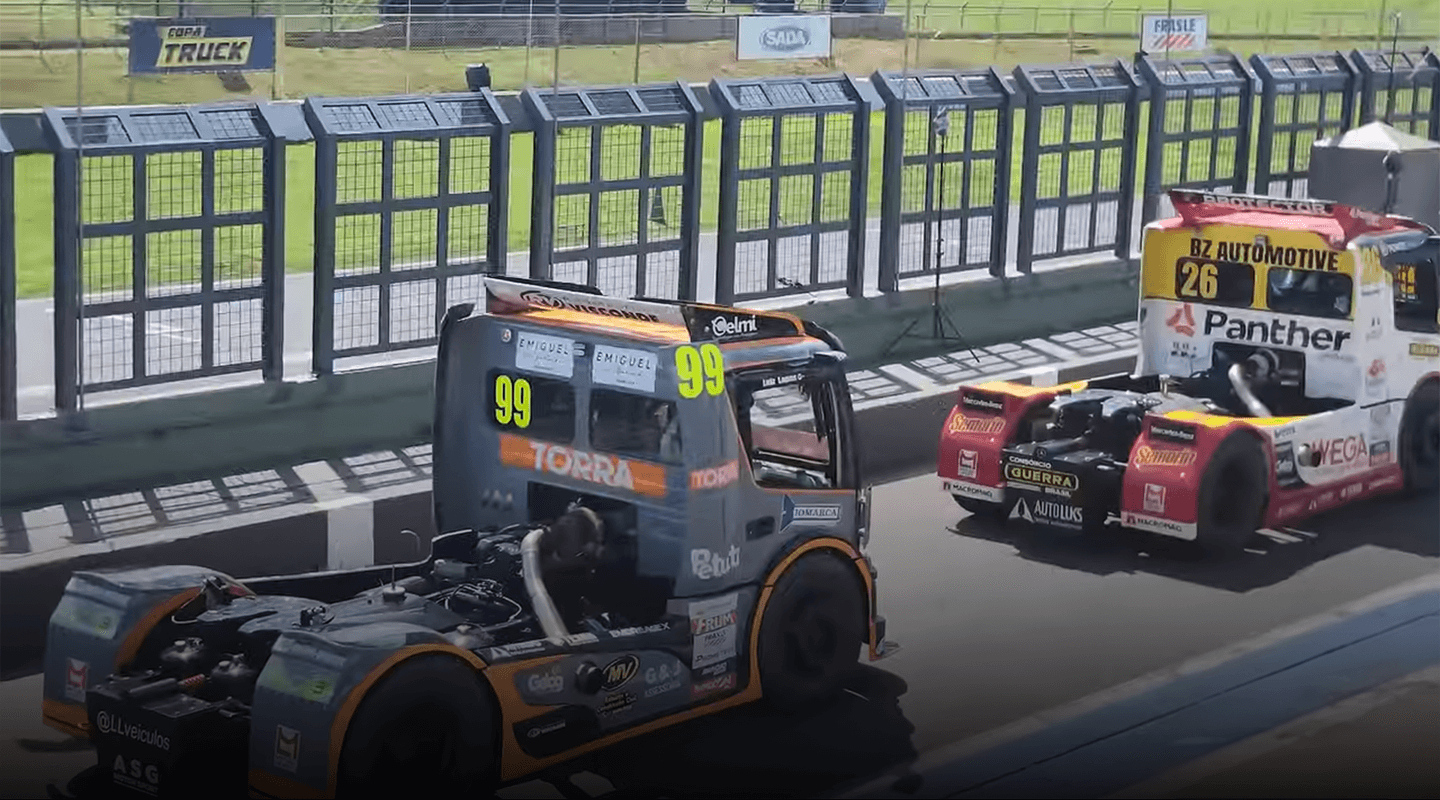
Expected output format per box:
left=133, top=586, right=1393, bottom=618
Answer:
left=946, top=493, right=1440, bottom=593
left=534, top=665, right=917, bottom=799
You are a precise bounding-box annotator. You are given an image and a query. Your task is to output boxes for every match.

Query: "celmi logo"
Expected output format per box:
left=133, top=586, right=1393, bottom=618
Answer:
left=1202, top=309, right=1351, bottom=352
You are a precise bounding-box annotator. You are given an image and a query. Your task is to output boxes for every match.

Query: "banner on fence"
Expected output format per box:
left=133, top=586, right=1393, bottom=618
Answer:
left=1141, top=14, right=1208, bottom=53
left=736, top=15, right=832, bottom=61
left=127, top=17, right=277, bottom=75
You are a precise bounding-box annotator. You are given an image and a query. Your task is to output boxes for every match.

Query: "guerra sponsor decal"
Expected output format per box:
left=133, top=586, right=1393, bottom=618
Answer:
left=95, top=711, right=171, bottom=751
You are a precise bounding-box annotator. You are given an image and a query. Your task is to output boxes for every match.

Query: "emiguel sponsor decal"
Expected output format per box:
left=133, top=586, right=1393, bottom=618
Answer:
left=1200, top=309, right=1352, bottom=352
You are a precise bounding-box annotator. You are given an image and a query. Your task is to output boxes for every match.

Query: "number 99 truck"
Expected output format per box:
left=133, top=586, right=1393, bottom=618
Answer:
left=938, top=189, right=1439, bottom=555
left=40, top=277, right=895, bottom=799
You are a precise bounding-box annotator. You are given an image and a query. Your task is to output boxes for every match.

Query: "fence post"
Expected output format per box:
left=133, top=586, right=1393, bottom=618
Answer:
left=256, top=104, right=289, bottom=383
left=1013, top=69, right=1041, bottom=275
left=844, top=73, right=872, bottom=300
left=712, top=78, right=741, bottom=306
left=873, top=70, right=907, bottom=294
left=305, top=100, right=338, bottom=376
left=0, top=127, right=15, bottom=421
left=522, top=88, right=557, bottom=282
left=677, top=81, right=706, bottom=302
left=45, top=113, right=81, bottom=414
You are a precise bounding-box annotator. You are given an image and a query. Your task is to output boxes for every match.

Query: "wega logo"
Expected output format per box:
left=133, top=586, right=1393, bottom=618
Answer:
left=500, top=434, right=666, bottom=497
left=948, top=413, right=1005, bottom=435
left=690, top=460, right=739, bottom=491
left=1133, top=445, right=1198, bottom=467
left=1309, top=435, right=1367, bottom=467
left=760, top=25, right=811, bottom=51
left=1166, top=304, right=1196, bottom=337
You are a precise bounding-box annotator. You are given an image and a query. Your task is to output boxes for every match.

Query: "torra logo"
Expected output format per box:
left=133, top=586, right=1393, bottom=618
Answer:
left=499, top=433, right=666, bottom=497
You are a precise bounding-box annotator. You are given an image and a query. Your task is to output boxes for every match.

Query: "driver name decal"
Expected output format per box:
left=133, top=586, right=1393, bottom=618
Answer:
left=500, top=433, right=666, bottom=497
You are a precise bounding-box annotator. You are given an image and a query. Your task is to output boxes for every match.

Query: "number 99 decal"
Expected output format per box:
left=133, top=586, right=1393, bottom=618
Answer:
left=494, top=374, right=532, bottom=428
left=675, top=343, right=725, bottom=399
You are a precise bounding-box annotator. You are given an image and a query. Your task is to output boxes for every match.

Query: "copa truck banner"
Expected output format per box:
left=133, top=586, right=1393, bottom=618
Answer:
left=128, top=17, right=277, bottom=75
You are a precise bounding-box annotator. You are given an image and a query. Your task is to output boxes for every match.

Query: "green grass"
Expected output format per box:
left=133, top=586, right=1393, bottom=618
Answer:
left=5, top=27, right=1434, bottom=296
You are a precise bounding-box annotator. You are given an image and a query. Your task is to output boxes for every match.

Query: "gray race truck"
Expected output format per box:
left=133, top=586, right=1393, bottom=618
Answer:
left=40, top=276, right=897, bottom=799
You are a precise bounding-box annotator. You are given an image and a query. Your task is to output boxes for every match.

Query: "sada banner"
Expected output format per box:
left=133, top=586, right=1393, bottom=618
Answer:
left=736, top=14, right=832, bottom=61
left=128, top=17, right=277, bottom=75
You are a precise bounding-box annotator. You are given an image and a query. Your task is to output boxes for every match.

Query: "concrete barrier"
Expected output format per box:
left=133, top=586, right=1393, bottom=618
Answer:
left=0, top=256, right=1138, bottom=509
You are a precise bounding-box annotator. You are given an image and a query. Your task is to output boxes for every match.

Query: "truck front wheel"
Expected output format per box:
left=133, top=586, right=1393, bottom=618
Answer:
left=1398, top=381, right=1439, bottom=495
left=336, top=655, right=498, bottom=798
left=756, top=552, right=865, bottom=712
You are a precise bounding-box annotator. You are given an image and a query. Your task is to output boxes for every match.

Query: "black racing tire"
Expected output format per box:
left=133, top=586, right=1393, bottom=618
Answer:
left=1398, top=381, right=1440, bottom=495
left=1194, top=432, right=1269, bottom=558
left=335, top=655, right=499, bottom=799
left=756, top=551, right=866, bottom=713
left=953, top=495, right=1009, bottom=519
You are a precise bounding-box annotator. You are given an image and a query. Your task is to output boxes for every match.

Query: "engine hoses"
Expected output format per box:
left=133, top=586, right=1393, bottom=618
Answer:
left=521, top=527, right=572, bottom=644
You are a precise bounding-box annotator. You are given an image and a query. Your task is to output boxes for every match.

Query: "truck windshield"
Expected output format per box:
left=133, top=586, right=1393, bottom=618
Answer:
left=590, top=389, right=682, bottom=465
left=1266, top=268, right=1353, bottom=319
left=486, top=368, right=577, bottom=443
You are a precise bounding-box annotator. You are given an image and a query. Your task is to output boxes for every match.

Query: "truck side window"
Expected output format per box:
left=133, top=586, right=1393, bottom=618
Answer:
left=1393, top=257, right=1439, bottom=334
left=1266, top=267, right=1352, bottom=319
left=589, top=389, right=682, bottom=465
left=486, top=369, right=576, bottom=443
left=732, top=374, right=837, bottom=490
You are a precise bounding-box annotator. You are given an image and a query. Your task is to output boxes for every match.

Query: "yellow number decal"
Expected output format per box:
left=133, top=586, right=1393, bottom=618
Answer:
left=675, top=343, right=725, bottom=399
left=1179, top=260, right=1218, bottom=299
left=494, top=374, right=531, bottom=428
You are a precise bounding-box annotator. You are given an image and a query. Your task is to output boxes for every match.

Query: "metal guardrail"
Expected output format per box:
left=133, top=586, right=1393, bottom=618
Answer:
left=2, top=47, right=1438, bottom=417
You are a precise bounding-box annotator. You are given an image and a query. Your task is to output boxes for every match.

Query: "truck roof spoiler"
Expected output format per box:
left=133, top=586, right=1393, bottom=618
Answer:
left=1166, top=188, right=1436, bottom=246
left=481, top=276, right=841, bottom=350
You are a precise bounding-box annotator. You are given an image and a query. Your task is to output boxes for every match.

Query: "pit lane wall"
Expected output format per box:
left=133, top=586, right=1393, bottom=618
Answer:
left=0, top=255, right=1138, bottom=509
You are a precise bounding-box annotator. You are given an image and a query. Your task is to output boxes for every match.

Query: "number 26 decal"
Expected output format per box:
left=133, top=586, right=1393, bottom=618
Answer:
left=494, top=374, right=531, bottom=428
left=675, top=343, right=724, bottom=399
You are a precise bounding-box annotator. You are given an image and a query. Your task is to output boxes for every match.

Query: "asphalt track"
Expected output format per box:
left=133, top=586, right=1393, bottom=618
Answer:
left=2, top=467, right=1435, bottom=799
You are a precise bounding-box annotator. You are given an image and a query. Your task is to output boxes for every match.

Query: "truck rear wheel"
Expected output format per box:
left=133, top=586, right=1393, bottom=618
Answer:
left=756, top=551, right=864, bottom=713
left=336, top=655, right=498, bottom=798
left=1195, top=432, right=1268, bottom=558
left=1398, top=381, right=1439, bottom=495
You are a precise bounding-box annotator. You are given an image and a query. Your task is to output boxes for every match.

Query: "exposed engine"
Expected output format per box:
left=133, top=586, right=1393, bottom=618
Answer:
left=80, top=509, right=624, bottom=798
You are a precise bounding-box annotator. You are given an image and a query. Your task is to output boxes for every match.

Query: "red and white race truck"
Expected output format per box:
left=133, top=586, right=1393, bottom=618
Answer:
left=937, top=189, right=1439, bottom=555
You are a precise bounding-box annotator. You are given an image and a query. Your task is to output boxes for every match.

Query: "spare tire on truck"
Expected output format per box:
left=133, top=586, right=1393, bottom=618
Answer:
left=336, top=655, right=498, bottom=797
left=1194, top=431, right=1269, bottom=557
left=1398, top=380, right=1440, bottom=495
left=756, top=551, right=865, bottom=712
